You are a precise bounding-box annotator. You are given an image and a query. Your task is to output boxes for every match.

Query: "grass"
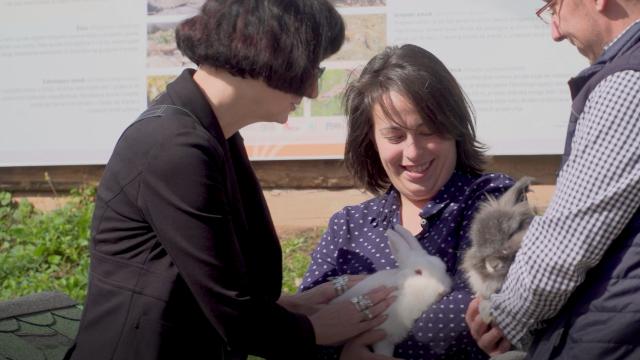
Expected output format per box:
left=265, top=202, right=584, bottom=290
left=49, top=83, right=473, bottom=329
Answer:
left=281, top=227, right=325, bottom=294
left=0, top=187, right=324, bottom=302
left=0, top=189, right=324, bottom=360
left=0, top=188, right=94, bottom=302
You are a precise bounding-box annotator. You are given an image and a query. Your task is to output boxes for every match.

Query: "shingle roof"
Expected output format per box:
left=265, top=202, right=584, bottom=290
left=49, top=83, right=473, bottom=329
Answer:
left=0, top=292, right=80, bottom=360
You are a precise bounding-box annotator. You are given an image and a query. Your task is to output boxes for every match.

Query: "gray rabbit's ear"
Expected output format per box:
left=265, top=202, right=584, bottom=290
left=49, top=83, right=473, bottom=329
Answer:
left=498, top=176, right=535, bottom=207
left=386, top=226, right=412, bottom=265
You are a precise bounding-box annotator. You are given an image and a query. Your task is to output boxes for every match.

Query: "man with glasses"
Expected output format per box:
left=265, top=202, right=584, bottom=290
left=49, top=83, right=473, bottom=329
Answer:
left=466, top=0, right=640, bottom=359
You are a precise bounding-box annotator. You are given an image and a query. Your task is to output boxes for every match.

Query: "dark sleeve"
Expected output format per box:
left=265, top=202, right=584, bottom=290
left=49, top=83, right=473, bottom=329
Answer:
left=138, top=127, right=315, bottom=358
left=299, top=211, right=350, bottom=360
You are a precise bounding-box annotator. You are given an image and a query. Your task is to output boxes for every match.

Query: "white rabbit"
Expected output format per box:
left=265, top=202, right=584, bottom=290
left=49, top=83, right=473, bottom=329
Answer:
left=331, top=224, right=452, bottom=356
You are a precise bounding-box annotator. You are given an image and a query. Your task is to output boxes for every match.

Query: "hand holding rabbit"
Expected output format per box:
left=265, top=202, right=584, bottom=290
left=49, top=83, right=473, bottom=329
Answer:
left=281, top=274, right=367, bottom=316
left=311, top=285, right=396, bottom=346
left=462, top=177, right=535, bottom=360
left=466, top=297, right=512, bottom=357
left=331, top=224, right=452, bottom=356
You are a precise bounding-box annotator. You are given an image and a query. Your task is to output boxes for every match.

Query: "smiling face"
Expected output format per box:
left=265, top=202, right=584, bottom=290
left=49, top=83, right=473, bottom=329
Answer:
left=373, top=91, right=457, bottom=208
left=549, top=0, right=607, bottom=63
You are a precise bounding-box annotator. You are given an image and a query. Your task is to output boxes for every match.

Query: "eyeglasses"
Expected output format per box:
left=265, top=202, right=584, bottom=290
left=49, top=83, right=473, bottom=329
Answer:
left=317, top=66, right=326, bottom=79
left=536, top=1, right=555, bottom=24
left=303, top=66, right=326, bottom=97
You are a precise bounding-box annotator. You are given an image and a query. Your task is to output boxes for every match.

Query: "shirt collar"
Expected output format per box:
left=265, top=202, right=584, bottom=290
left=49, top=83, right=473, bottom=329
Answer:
left=595, top=19, right=640, bottom=66
left=419, top=170, right=472, bottom=218
left=604, top=19, right=640, bottom=51
left=164, top=68, right=226, bottom=142
left=371, top=170, right=473, bottom=227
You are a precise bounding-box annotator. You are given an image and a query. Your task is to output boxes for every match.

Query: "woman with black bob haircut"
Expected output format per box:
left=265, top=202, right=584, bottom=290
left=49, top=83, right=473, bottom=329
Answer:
left=176, top=0, right=344, bottom=97
left=300, top=44, right=514, bottom=359
left=66, top=1, right=395, bottom=359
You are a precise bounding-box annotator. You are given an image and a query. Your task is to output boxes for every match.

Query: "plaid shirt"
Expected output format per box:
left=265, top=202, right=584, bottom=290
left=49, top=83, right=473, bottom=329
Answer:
left=491, top=22, right=640, bottom=346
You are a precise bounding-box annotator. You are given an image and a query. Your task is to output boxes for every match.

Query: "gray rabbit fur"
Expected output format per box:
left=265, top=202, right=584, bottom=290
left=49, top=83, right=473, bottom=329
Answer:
left=462, top=177, right=536, bottom=360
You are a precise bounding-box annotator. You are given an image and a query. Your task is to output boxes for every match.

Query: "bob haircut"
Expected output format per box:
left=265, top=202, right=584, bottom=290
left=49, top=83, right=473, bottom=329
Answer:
left=176, top=0, right=344, bottom=97
left=344, top=44, right=486, bottom=194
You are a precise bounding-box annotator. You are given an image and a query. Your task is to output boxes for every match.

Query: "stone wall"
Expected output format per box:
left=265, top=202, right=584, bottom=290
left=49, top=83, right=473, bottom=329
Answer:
left=0, top=155, right=560, bottom=194
left=1, top=156, right=560, bottom=232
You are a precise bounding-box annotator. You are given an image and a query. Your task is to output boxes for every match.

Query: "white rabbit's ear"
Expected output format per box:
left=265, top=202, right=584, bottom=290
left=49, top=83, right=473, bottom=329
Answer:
left=393, top=224, right=423, bottom=252
left=386, top=226, right=412, bottom=265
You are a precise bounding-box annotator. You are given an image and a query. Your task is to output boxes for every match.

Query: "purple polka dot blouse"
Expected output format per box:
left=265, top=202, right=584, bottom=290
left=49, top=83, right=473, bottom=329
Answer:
left=300, top=171, right=515, bottom=359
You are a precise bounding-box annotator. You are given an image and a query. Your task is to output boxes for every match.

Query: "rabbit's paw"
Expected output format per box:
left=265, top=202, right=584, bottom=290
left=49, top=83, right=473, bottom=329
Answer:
left=479, top=298, right=494, bottom=323
left=372, top=340, right=395, bottom=356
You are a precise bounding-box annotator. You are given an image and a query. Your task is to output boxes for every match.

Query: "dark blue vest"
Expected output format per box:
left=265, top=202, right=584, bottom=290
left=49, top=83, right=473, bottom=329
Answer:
left=527, top=23, right=640, bottom=360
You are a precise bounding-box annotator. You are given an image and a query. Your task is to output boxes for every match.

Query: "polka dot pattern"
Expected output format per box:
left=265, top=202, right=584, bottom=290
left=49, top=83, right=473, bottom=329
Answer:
left=300, top=171, right=514, bottom=359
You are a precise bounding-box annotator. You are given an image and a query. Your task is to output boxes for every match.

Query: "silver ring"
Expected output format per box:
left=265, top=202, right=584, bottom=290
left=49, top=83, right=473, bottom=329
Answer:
left=331, top=275, right=348, bottom=296
left=350, top=295, right=364, bottom=310
left=362, top=309, right=373, bottom=321
left=350, top=295, right=373, bottom=311
left=359, top=295, right=373, bottom=310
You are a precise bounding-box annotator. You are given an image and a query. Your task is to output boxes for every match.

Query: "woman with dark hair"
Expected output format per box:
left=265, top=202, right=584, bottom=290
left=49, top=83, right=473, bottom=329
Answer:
left=300, top=44, right=514, bottom=359
left=65, top=1, right=395, bottom=359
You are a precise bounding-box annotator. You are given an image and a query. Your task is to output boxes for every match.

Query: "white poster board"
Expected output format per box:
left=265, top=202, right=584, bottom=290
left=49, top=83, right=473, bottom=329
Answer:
left=0, top=0, right=587, bottom=166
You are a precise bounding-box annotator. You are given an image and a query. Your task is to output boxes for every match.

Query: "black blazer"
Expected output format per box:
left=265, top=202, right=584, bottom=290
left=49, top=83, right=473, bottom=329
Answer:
left=67, top=69, right=315, bottom=360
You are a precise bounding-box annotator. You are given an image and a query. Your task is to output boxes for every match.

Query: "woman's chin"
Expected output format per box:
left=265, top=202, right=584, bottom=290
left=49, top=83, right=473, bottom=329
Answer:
left=400, top=185, right=436, bottom=204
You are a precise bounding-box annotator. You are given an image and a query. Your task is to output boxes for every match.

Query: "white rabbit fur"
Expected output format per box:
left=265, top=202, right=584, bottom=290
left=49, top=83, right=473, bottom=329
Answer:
left=331, top=224, right=452, bottom=356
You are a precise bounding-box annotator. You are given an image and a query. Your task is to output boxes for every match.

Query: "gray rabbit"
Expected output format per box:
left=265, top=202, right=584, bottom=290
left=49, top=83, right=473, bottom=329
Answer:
left=462, top=177, right=536, bottom=360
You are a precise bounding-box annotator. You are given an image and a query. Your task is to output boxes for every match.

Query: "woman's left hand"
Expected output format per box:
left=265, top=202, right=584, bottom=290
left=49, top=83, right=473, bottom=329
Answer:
left=280, top=275, right=365, bottom=316
left=465, top=297, right=512, bottom=356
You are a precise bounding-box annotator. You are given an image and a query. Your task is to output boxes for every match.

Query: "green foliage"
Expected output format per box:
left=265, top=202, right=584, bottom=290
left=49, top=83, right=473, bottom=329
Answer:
left=0, top=188, right=326, bottom=346
left=0, top=187, right=95, bottom=302
left=280, top=228, right=325, bottom=294
left=310, top=69, right=349, bottom=117
left=150, top=28, right=175, bottom=45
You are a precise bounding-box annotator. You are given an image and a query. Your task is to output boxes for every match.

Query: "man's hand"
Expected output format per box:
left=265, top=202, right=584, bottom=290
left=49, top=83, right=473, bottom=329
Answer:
left=465, top=297, right=512, bottom=356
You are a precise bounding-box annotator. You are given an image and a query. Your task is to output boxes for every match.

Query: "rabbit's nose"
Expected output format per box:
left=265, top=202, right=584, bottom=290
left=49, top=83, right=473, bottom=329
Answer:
left=415, top=269, right=422, bottom=275
left=485, top=259, right=503, bottom=273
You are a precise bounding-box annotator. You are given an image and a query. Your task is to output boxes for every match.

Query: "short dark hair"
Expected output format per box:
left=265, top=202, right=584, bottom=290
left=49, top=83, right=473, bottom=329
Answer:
left=344, top=44, right=486, bottom=194
left=176, top=0, right=344, bottom=96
